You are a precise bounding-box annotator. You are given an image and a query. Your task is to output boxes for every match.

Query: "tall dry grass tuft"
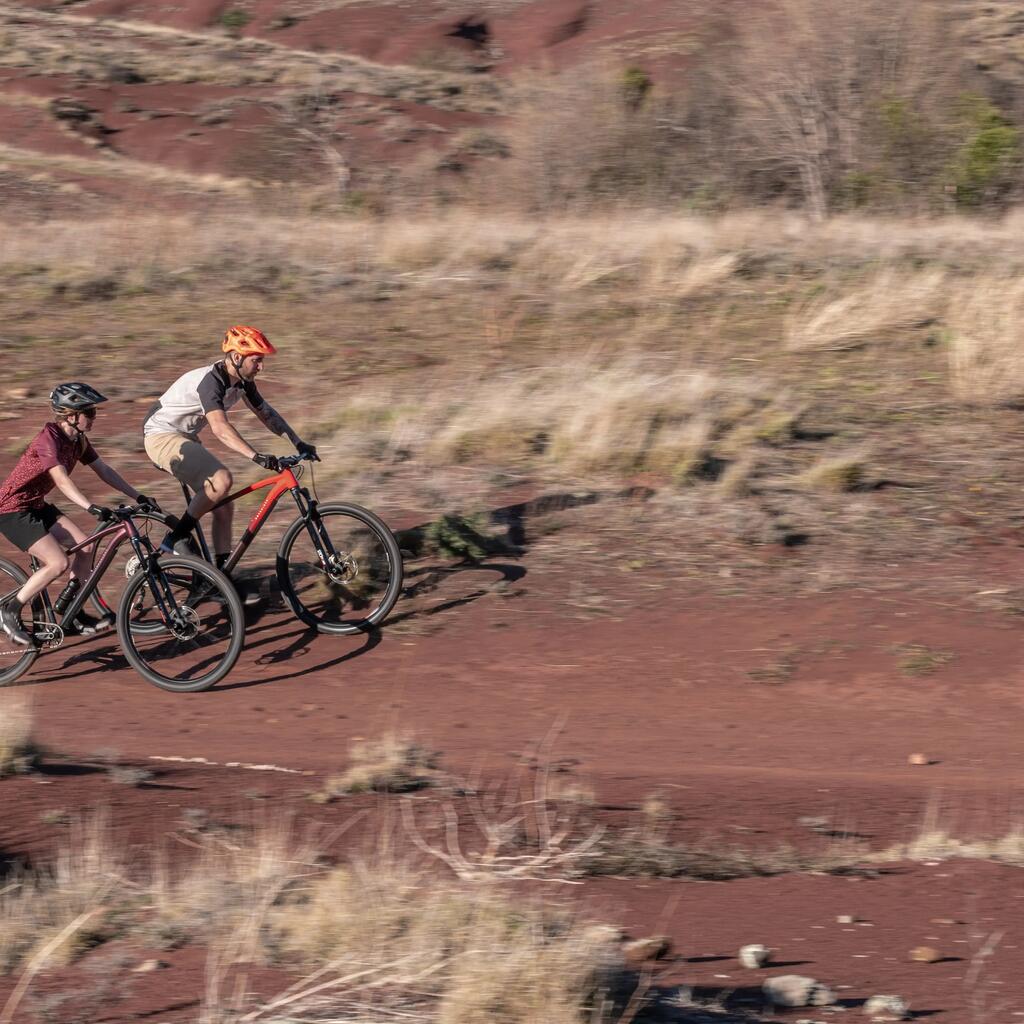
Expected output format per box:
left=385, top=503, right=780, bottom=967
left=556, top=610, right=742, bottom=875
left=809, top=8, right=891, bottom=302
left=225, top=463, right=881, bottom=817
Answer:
left=0, top=694, right=40, bottom=778
left=947, top=275, right=1024, bottom=406
left=329, top=359, right=778, bottom=486
left=318, top=732, right=440, bottom=798
left=0, top=815, right=122, bottom=974
left=147, top=813, right=321, bottom=957
left=785, top=266, right=946, bottom=350
left=259, top=857, right=625, bottom=1024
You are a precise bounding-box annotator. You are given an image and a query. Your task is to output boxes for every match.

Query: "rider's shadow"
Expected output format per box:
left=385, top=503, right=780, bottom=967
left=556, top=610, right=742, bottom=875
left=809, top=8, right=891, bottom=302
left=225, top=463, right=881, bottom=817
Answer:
left=388, top=561, right=527, bottom=625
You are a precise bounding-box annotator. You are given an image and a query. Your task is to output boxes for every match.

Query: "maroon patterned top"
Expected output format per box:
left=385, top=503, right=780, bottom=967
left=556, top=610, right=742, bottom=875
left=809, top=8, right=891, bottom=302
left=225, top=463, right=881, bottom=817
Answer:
left=0, top=423, right=98, bottom=515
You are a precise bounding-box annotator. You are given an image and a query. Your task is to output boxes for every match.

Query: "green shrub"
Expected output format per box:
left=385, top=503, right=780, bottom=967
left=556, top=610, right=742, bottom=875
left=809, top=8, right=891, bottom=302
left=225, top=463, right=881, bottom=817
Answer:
left=621, top=67, right=652, bottom=110
left=219, top=8, right=250, bottom=33
left=951, top=95, right=1020, bottom=207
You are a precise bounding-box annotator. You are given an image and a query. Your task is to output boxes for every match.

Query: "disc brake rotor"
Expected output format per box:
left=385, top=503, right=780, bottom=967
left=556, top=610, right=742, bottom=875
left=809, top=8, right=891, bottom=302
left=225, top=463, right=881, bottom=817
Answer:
left=168, top=605, right=200, bottom=641
left=324, top=552, right=358, bottom=585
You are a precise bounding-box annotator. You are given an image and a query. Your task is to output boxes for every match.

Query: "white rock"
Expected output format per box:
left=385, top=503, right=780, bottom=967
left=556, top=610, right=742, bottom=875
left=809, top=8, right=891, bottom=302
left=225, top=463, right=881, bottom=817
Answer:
left=863, top=995, right=909, bottom=1020
left=739, top=943, right=771, bottom=968
left=132, top=959, right=169, bottom=973
left=837, top=914, right=856, bottom=924
left=763, top=975, right=838, bottom=1008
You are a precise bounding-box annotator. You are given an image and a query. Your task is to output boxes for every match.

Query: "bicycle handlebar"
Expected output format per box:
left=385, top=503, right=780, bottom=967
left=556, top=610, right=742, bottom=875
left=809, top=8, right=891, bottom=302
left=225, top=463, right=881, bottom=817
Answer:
left=276, top=452, right=320, bottom=470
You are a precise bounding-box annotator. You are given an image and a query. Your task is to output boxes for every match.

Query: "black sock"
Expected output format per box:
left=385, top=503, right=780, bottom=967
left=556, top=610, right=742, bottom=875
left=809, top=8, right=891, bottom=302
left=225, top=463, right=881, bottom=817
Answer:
left=162, top=513, right=198, bottom=548
left=6, top=596, right=23, bottom=614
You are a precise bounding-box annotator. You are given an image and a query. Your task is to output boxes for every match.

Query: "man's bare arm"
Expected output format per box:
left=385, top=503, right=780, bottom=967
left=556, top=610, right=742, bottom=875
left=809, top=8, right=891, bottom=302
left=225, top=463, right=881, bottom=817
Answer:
left=207, top=409, right=259, bottom=461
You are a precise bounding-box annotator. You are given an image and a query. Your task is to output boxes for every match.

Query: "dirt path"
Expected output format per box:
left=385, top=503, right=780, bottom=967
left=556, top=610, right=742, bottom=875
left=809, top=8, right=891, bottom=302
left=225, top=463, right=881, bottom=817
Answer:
left=4, top=548, right=1024, bottom=1020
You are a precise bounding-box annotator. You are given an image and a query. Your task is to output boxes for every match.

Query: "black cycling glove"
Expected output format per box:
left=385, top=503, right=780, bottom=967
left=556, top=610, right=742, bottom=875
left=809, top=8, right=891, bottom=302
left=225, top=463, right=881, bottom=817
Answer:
left=252, top=453, right=281, bottom=472
left=87, top=504, right=114, bottom=521
left=136, top=493, right=161, bottom=512
left=296, top=440, right=319, bottom=461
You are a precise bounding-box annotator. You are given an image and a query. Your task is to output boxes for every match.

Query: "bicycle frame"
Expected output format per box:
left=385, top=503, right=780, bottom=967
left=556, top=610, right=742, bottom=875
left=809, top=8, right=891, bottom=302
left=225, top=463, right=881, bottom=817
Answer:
left=32, top=515, right=171, bottom=627
left=179, top=464, right=339, bottom=576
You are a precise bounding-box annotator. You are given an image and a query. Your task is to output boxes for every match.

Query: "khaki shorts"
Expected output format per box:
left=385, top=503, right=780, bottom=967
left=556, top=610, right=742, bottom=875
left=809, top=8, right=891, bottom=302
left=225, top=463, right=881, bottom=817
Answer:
left=145, top=432, right=226, bottom=495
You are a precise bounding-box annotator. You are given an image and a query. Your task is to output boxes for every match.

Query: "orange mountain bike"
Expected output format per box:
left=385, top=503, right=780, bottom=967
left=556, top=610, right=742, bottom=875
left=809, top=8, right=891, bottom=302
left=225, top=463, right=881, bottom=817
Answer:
left=92, top=453, right=403, bottom=636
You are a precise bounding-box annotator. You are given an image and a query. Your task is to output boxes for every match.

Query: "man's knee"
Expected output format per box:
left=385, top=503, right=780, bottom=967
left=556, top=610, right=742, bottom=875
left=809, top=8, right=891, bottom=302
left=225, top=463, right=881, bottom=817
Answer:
left=208, top=469, right=233, bottom=500
left=48, top=553, right=70, bottom=577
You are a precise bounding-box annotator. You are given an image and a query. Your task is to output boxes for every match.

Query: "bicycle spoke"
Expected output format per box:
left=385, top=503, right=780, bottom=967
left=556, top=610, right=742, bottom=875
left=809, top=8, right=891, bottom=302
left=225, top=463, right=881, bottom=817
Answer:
left=281, top=507, right=400, bottom=632
left=117, top=556, right=243, bottom=691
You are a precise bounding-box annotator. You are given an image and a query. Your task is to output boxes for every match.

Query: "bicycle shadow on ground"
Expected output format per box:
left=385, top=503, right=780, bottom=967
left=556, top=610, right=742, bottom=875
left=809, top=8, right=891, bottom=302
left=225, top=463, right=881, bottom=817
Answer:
left=214, top=621, right=382, bottom=690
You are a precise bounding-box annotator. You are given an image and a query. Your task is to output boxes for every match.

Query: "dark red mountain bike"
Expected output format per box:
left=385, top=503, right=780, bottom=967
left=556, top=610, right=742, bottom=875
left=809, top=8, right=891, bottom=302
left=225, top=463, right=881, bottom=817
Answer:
left=1, top=504, right=244, bottom=691
left=92, top=453, right=403, bottom=636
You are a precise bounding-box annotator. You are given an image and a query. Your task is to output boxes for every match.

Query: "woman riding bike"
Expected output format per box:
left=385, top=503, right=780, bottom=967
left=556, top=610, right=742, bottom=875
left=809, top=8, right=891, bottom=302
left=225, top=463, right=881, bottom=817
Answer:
left=0, top=383, right=158, bottom=647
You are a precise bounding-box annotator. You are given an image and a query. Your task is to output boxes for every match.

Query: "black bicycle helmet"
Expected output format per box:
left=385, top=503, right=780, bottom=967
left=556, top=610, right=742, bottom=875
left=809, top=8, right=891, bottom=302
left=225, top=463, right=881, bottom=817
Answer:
left=50, top=382, right=108, bottom=412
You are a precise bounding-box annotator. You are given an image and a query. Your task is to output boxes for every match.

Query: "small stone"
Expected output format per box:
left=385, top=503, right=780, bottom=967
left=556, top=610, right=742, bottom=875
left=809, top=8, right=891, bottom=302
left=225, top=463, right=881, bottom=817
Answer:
left=910, top=946, right=942, bottom=963
left=623, top=935, right=672, bottom=963
left=763, top=975, right=837, bottom=1008
left=837, top=914, right=857, bottom=924
left=738, top=943, right=771, bottom=968
left=930, top=917, right=961, bottom=925
left=863, top=994, right=910, bottom=1019
left=908, top=753, right=930, bottom=766
left=132, top=959, right=169, bottom=973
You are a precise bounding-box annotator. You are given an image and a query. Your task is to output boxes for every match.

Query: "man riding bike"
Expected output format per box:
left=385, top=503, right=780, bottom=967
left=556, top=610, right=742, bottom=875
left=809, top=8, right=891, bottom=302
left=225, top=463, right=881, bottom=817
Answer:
left=143, top=326, right=316, bottom=602
left=0, top=383, right=158, bottom=646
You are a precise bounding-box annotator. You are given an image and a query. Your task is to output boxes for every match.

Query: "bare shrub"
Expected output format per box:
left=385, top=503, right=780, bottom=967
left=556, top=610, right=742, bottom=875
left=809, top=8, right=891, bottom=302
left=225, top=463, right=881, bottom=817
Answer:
left=708, top=0, right=973, bottom=216
left=489, top=64, right=687, bottom=212
left=785, top=267, right=946, bottom=350
left=947, top=275, right=1024, bottom=405
left=0, top=694, right=40, bottom=778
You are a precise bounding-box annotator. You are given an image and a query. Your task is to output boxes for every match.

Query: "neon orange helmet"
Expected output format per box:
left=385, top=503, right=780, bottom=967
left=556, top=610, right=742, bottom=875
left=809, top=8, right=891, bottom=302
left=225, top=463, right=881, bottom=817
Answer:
left=222, top=325, right=276, bottom=357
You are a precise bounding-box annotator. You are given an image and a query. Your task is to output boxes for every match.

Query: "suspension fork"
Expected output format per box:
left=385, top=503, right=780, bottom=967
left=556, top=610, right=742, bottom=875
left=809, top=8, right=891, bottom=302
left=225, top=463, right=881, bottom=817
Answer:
left=135, top=531, right=182, bottom=624
left=291, top=488, right=339, bottom=563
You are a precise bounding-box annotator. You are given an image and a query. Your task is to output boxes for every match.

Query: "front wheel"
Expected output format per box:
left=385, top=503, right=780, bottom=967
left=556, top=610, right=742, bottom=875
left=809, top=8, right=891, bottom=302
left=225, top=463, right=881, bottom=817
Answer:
left=0, top=557, right=40, bottom=686
left=277, top=503, right=403, bottom=635
left=116, top=554, right=244, bottom=692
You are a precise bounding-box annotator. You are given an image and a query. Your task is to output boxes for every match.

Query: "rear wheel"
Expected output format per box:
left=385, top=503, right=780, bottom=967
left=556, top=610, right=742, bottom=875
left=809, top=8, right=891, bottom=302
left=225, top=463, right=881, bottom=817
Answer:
left=0, top=558, right=41, bottom=686
left=276, top=503, right=403, bottom=635
left=116, top=554, right=244, bottom=692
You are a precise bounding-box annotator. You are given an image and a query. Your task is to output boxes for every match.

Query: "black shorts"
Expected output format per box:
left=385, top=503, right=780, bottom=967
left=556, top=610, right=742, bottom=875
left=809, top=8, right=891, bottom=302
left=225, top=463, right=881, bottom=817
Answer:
left=0, top=503, right=63, bottom=552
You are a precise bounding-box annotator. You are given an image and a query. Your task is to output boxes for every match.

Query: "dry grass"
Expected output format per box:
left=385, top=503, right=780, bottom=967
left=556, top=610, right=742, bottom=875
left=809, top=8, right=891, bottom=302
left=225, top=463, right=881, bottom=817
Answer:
left=584, top=828, right=871, bottom=881
left=0, top=816, right=122, bottom=974
left=146, top=814, right=321, bottom=955
left=947, top=275, right=1024, bottom=406
left=798, top=452, right=868, bottom=493
left=0, top=5, right=499, bottom=111
left=0, top=694, right=41, bottom=779
left=318, top=733, right=440, bottom=798
left=262, top=859, right=625, bottom=1024
left=785, top=266, right=946, bottom=351
left=4, top=207, right=1024, bottom=584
